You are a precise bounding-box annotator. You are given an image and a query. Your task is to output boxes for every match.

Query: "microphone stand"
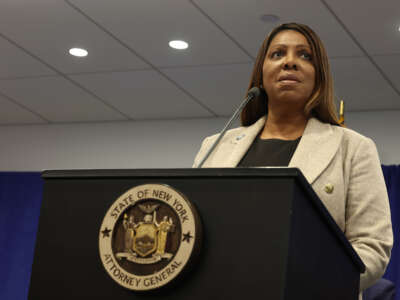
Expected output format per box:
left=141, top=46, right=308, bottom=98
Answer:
left=197, top=87, right=260, bottom=168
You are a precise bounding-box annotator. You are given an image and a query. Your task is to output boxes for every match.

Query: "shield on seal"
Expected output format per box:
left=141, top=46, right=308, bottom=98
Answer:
left=133, top=223, right=158, bottom=257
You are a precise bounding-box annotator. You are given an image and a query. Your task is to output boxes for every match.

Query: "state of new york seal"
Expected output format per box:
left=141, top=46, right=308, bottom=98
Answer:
left=99, top=183, right=201, bottom=291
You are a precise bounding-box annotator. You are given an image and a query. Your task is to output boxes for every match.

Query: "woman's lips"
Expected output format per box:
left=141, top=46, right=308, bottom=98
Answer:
left=278, top=74, right=300, bottom=82
left=280, top=79, right=299, bottom=83
left=279, top=79, right=299, bottom=85
left=277, top=75, right=300, bottom=88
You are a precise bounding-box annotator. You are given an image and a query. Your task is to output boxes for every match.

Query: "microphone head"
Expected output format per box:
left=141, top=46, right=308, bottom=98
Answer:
left=247, top=87, right=261, bottom=99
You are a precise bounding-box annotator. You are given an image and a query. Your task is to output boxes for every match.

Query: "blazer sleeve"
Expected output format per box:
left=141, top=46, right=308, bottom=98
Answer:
left=345, top=137, right=393, bottom=291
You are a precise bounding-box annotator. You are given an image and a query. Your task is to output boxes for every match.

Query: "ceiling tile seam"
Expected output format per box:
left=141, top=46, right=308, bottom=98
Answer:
left=320, top=0, right=400, bottom=98
left=158, top=61, right=253, bottom=70
left=63, top=67, right=153, bottom=76
left=0, top=68, right=155, bottom=81
left=61, top=77, right=133, bottom=120
left=0, top=63, right=255, bottom=81
left=0, top=61, right=254, bottom=80
left=64, top=0, right=218, bottom=118
left=371, top=53, right=400, bottom=57
left=0, top=90, right=50, bottom=123
left=329, top=55, right=367, bottom=60
left=0, top=32, right=133, bottom=121
left=0, top=74, right=61, bottom=81
left=0, top=114, right=227, bottom=127
left=1, top=108, right=400, bottom=128
left=0, top=118, right=131, bottom=128
left=188, top=0, right=255, bottom=61
left=0, top=122, right=48, bottom=127
left=1, top=118, right=132, bottom=127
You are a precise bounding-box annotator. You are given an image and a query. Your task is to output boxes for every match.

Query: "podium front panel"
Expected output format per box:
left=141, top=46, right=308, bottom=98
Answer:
left=28, top=168, right=362, bottom=300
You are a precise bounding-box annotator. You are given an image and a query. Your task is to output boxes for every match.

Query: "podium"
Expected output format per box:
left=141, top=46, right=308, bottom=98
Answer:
left=28, top=168, right=364, bottom=299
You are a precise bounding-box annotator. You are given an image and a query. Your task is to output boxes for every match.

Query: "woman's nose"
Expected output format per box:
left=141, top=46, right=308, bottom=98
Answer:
left=284, top=63, right=298, bottom=70
left=283, top=53, right=298, bottom=70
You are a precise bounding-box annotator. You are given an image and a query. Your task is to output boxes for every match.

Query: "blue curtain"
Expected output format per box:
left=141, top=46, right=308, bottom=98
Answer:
left=0, top=172, right=43, bottom=300
left=0, top=168, right=398, bottom=299
left=382, top=165, right=400, bottom=299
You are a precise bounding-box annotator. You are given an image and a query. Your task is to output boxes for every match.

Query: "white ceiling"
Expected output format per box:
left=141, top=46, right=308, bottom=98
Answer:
left=0, top=0, right=399, bottom=125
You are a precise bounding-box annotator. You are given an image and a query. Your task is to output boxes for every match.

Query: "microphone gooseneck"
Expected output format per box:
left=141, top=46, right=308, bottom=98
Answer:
left=196, top=87, right=261, bottom=168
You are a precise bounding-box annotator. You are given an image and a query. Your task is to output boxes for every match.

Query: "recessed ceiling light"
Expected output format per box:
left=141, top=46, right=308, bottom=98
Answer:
left=69, top=47, right=88, bottom=57
left=169, top=40, right=189, bottom=50
left=260, top=14, right=280, bottom=23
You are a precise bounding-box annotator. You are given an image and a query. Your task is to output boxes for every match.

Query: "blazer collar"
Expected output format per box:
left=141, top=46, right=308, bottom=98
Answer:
left=223, top=116, right=266, bottom=167
left=225, top=117, right=343, bottom=184
left=288, top=118, right=343, bottom=184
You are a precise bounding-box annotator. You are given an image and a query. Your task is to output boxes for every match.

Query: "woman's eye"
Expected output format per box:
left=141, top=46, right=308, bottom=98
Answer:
left=300, top=52, right=312, bottom=60
left=271, top=51, right=283, bottom=58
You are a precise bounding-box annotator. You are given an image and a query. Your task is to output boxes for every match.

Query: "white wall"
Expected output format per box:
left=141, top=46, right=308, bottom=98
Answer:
left=345, top=110, right=400, bottom=166
left=0, top=111, right=398, bottom=171
left=0, top=118, right=227, bottom=171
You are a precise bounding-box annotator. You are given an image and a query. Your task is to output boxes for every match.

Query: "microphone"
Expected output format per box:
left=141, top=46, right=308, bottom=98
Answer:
left=196, top=87, right=261, bottom=168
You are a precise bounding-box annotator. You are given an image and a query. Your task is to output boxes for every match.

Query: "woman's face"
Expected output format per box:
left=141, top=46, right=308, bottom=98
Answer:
left=262, top=30, right=315, bottom=110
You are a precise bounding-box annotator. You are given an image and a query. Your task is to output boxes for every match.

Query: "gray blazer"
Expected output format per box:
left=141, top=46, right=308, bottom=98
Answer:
left=193, top=116, right=393, bottom=293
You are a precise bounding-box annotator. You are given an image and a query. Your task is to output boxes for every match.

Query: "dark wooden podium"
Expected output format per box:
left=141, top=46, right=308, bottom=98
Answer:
left=28, top=168, right=365, bottom=299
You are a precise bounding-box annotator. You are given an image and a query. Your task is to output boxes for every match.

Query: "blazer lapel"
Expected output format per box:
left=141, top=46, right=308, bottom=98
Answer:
left=223, top=117, right=266, bottom=167
left=289, top=118, right=343, bottom=184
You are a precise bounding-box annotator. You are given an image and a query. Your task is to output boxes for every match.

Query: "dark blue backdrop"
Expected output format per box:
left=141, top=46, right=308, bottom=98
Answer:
left=0, top=168, right=398, bottom=299
left=0, top=172, right=43, bottom=300
left=382, top=165, right=400, bottom=293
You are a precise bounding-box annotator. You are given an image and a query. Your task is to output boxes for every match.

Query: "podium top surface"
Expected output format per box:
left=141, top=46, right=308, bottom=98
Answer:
left=41, top=167, right=365, bottom=273
left=42, top=167, right=302, bottom=179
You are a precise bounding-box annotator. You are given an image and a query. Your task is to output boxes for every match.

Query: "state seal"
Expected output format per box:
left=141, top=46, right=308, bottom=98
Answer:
left=99, top=183, right=201, bottom=291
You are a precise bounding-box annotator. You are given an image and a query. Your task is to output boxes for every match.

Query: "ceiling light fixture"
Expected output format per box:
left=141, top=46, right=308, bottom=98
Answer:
left=69, top=47, right=88, bottom=57
left=169, top=40, right=189, bottom=50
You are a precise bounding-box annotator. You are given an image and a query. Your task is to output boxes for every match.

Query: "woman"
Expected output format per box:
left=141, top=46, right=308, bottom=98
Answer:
left=193, top=23, right=392, bottom=297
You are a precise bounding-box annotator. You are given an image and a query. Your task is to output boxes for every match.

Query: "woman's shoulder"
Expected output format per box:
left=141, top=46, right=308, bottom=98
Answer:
left=309, top=119, right=382, bottom=182
left=309, top=116, right=372, bottom=144
left=334, top=123, right=374, bottom=145
left=309, top=118, right=378, bottom=158
left=325, top=121, right=378, bottom=155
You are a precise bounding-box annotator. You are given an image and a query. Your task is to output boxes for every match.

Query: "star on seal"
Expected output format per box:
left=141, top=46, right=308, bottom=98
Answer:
left=101, top=227, right=112, bottom=238
left=182, top=231, right=193, bottom=243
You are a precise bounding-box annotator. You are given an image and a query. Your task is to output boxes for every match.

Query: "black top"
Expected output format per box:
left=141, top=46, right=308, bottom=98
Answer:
left=238, top=135, right=301, bottom=167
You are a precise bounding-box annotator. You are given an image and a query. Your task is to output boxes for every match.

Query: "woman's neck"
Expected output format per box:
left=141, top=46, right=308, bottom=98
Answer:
left=260, top=109, right=308, bottom=140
